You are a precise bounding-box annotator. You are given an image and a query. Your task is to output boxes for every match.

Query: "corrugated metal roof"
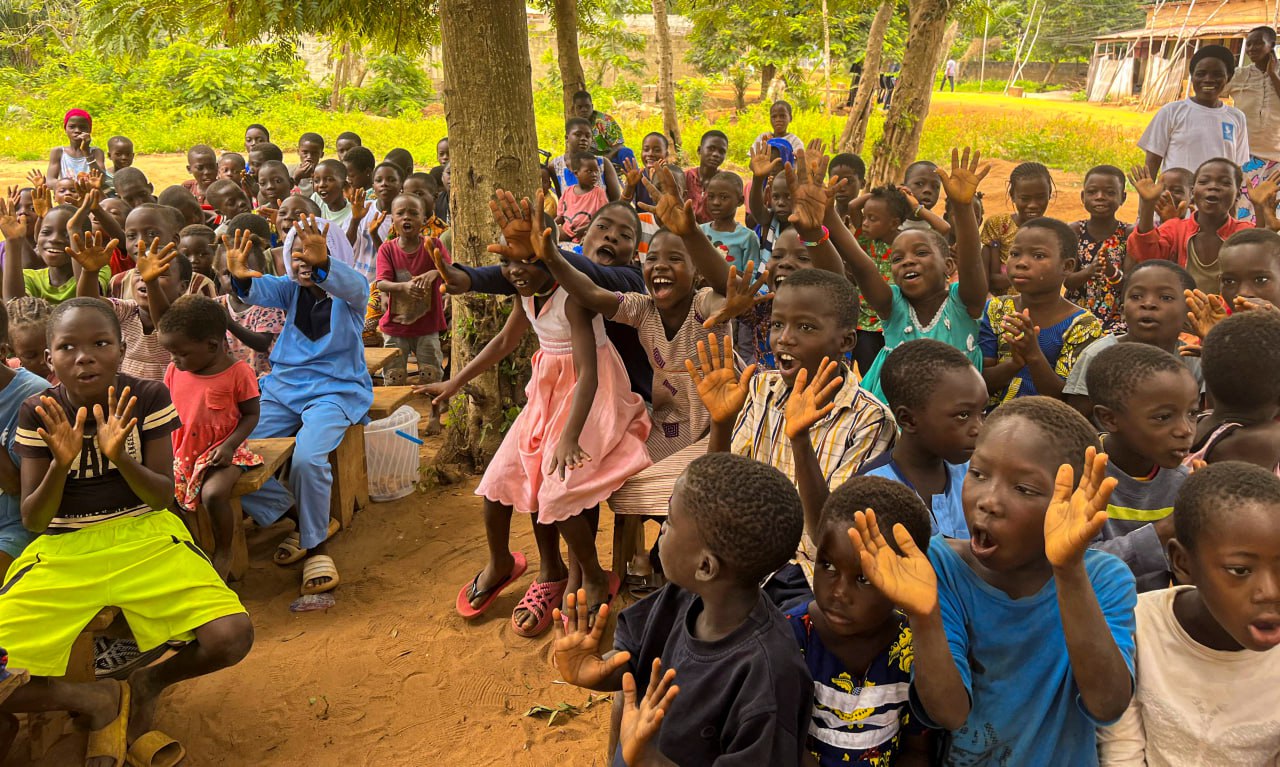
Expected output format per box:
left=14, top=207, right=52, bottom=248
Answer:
left=1095, top=23, right=1259, bottom=42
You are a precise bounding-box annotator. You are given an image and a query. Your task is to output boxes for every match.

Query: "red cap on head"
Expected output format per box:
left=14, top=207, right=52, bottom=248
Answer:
left=63, top=108, right=92, bottom=130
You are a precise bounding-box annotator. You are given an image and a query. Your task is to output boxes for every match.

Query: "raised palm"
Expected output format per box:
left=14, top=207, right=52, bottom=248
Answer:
left=136, top=239, right=177, bottom=283
left=789, top=151, right=831, bottom=235
left=621, top=156, right=643, bottom=192
left=783, top=358, right=844, bottom=439
left=1185, top=288, right=1227, bottom=338
left=938, top=146, right=990, bottom=205
left=93, top=386, right=138, bottom=463
left=620, top=661, right=679, bottom=767
left=31, top=185, right=51, bottom=219
left=34, top=396, right=86, bottom=468
left=1043, top=446, right=1116, bottom=568
left=487, top=188, right=536, bottom=261
left=703, top=262, right=771, bottom=329
left=1155, top=192, right=1187, bottom=223
left=1247, top=170, right=1280, bottom=208
left=749, top=140, right=783, bottom=178
left=641, top=165, right=696, bottom=236
left=1128, top=166, right=1164, bottom=203
left=66, top=231, right=118, bottom=273
left=685, top=333, right=755, bottom=425
left=551, top=589, right=631, bottom=687
left=849, top=509, right=938, bottom=618
left=347, top=187, right=369, bottom=220
left=0, top=197, right=25, bottom=241
left=294, top=215, right=330, bottom=266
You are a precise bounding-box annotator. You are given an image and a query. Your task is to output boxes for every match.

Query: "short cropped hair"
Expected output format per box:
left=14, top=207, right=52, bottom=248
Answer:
left=708, top=171, right=743, bottom=194
left=49, top=297, right=121, bottom=343
left=1175, top=461, right=1280, bottom=550
left=316, top=159, right=347, bottom=179
left=1121, top=259, right=1195, bottom=297
left=336, top=131, right=362, bottom=144
left=1196, top=157, right=1244, bottom=189
left=566, top=116, right=591, bottom=134
left=225, top=213, right=272, bottom=252
left=699, top=129, right=728, bottom=146
left=881, top=339, right=976, bottom=412
left=186, top=144, right=215, bottom=160
left=571, top=90, right=592, bottom=103
left=1086, top=342, right=1189, bottom=412
left=867, top=185, right=912, bottom=224
left=113, top=167, right=149, bottom=188
left=776, top=267, right=859, bottom=330
left=822, top=476, right=932, bottom=554
left=246, top=123, right=269, bottom=139
left=298, top=132, right=324, bottom=148
left=157, top=294, right=227, bottom=342
left=51, top=204, right=89, bottom=234
left=1223, top=227, right=1280, bottom=255
left=259, top=160, right=292, bottom=180
left=130, top=202, right=184, bottom=235
left=1020, top=217, right=1079, bottom=263
left=903, top=160, right=938, bottom=179
left=178, top=224, right=216, bottom=243
left=251, top=142, right=284, bottom=163
left=373, top=161, right=405, bottom=181
left=1202, top=311, right=1280, bottom=409
left=1190, top=44, right=1237, bottom=78
left=203, top=179, right=244, bottom=202
left=829, top=153, right=866, bottom=180
left=1085, top=164, right=1127, bottom=190
left=344, top=146, right=375, bottom=172
left=681, top=453, right=803, bottom=584
left=985, top=396, right=1099, bottom=476
left=384, top=148, right=414, bottom=176
left=642, top=131, right=669, bottom=150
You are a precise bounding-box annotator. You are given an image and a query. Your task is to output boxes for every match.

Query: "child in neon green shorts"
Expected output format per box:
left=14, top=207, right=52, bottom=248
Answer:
left=0, top=296, right=253, bottom=764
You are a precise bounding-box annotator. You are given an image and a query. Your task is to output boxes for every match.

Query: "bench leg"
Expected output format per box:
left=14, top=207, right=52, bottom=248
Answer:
left=27, top=616, right=102, bottom=758
left=228, top=499, right=249, bottom=582
left=329, top=424, right=368, bottom=529
left=611, top=515, right=642, bottom=581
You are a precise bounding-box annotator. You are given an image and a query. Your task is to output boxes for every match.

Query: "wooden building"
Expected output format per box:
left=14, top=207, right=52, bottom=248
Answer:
left=1088, top=0, right=1278, bottom=104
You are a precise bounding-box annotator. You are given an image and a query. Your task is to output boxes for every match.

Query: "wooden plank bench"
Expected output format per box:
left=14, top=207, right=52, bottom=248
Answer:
left=369, top=386, right=416, bottom=421
left=328, top=387, right=420, bottom=524
left=364, top=347, right=401, bottom=377
left=192, top=438, right=296, bottom=582
left=27, top=606, right=117, bottom=758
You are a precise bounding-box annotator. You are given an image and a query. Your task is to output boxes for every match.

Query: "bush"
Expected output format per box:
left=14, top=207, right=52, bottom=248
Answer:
left=674, top=77, right=709, bottom=117
left=343, top=56, right=435, bottom=117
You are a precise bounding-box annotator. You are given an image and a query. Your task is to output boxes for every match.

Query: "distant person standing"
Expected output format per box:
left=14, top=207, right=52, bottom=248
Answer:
left=941, top=58, right=958, bottom=91
left=846, top=60, right=864, bottom=106
left=1224, top=26, right=1280, bottom=221
left=881, top=62, right=900, bottom=110
left=570, top=90, right=627, bottom=164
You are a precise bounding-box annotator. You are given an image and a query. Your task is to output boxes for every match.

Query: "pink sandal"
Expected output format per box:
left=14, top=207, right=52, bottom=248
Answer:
left=511, top=578, right=569, bottom=638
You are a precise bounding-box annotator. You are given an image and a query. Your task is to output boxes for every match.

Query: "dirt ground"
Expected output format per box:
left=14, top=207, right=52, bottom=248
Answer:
left=0, top=95, right=1144, bottom=766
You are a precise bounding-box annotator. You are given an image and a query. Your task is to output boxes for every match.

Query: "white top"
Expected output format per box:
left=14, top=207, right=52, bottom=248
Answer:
left=945, top=59, right=957, bottom=76
left=1138, top=99, right=1251, bottom=173
left=520, top=287, right=605, bottom=355
left=1227, top=64, right=1280, bottom=161
left=1098, top=586, right=1280, bottom=766
left=753, top=132, right=804, bottom=154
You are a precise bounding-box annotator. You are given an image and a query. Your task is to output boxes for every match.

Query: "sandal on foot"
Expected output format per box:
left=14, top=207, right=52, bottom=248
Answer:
left=85, top=680, right=130, bottom=767
left=274, top=519, right=341, bottom=565
left=456, top=552, right=528, bottom=619
left=300, top=555, right=340, bottom=595
left=125, top=730, right=185, bottom=767
left=564, top=571, right=624, bottom=630
left=511, top=578, right=569, bottom=638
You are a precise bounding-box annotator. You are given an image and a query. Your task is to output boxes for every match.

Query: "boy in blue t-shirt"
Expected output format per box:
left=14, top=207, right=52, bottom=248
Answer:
left=852, top=396, right=1137, bottom=766
left=785, top=476, right=936, bottom=765
left=859, top=339, right=986, bottom=539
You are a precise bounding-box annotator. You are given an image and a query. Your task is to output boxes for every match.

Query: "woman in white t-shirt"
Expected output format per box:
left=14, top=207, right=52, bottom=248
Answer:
left=1139, top=45, right=1250, bottom=202
left=1225, top=26, right=1280, bottom=222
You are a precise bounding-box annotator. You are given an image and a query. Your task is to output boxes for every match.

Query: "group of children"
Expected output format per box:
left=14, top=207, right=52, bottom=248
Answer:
left=0, top=87, right=1279, bottom=765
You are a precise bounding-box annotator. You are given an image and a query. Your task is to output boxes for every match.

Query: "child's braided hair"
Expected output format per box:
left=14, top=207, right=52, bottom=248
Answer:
left=1006, top=161, right=1055, bottom=197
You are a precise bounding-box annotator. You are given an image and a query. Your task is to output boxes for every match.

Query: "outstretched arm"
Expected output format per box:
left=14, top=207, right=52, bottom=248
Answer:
left=0, top=197, right=28, bottom=300
left=937, top=147, right=990, bottom=316
left=638, top=164, right=731, bottom=296
left=785, top=359, right=846, bottom=542
left=825, top=199, right=893, bottom=318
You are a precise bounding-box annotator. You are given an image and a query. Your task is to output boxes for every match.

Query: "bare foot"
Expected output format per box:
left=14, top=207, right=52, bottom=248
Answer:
left=212, top=552, right=232, bottom=583
left=425, top=417, right=443, bottom=436
left=82, top=680, right=123, bottom=767
left=580, top=570, right=610, bottom=617
left=126, top=668, right=162, bottom=743
left=466, top=553, right=517, bottom=611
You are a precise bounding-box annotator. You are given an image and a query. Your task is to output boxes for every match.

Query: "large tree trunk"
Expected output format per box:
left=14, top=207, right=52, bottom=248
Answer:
left=759, top=63, right=776, bottom=99
left=439, top=0, right=541, bottom=468
left=552, top=0, right=588, bottom=117
left=838, top=0, right=894, bottom=155
left=653, top=0, right=682, bottom=159
left=868, top=0, right=953, bottom=185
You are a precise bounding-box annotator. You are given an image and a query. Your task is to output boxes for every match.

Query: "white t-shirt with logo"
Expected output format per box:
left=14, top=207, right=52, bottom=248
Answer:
left=1138, top=98, right=1250, bottom=173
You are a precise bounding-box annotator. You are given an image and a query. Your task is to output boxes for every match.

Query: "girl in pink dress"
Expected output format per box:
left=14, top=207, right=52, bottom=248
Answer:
left=423, top=233, right=651, bottom=637
left=158, top=294, right=262, bottom=581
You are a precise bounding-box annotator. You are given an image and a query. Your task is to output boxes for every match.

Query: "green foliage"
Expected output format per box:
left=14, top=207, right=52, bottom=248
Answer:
left=342, top=55, right=434, bottom=117
left=579, top=0, right=647, bottom=86
left=674, top=78, right=710, bottom=117
left=953, top=78, right=1063, bottom=94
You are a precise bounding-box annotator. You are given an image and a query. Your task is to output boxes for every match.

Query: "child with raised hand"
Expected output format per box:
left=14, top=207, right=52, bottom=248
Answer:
left=47, top=108, right=105, bottom=181
left=1, top=200, right=109, bottom=305
left=836, top=147, right=988, bottom=400
left=558, top=152, right=610, bottom=244
left=1064, top=260, right=1202, bottom=416
left=1085, top=343, right=1199, bottom=592
left=216, top=216, right=286, bottom=377
left=843, top=184, right=912, bottom=373
left=979, top=218, right=1103, bottom=405
left=899, top=160, right=951, bottom=235
left=552, top=452, right=813, bottom=766
left=0, top=298, right=253, bottom=764
left=0, top=303, right=56, bottom=575
left=183, top=144, right=218, bottom=203
left=982, top=161, right=1054, bottom=294
left=851, top=396, right=1137, bottom=765
left=341, top=146, right=376, bottom=197
left=684, top=130, right=728, bottom=224
left=1099, top=461, right=1280, bottom=765
left=1, top=185, right=40, bottom=270
left=689, top=269, right=895, bottom=592
left=861, top=340, right=987, bottom=539
left=785, top=476, right=937, bottom=766
left=423, top=204, right=651, bottom=637
left=1186, top=311, right=1280, bottom=473
left=626, top=132, right=668, bottom=210
left=157, top=294, right=262, bottom=581
left=226, top=215, right=371, bottom=596
left=745, top=138, right=796, bottom=254
left=1128, top=159, right=1253, bottom=293
left=310, top=159, right=352, bottom=227
left=375, top=194, right=447, bottom=432
left=6, top=297, right=56, bottom=382
left=1066, top=165, right=1133, bottom=332
left=71, top=208, right=187, bottom=382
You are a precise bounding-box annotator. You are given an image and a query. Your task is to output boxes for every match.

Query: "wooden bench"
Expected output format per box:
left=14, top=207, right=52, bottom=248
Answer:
left=330, top=425, right=369, bottom=529
left=364, top=347, right=401, bottom=377
left=369, top=386, right=416, bottom=421
left=27, top=606, right=117, bottom=758
left=192, top=438, right=296, bottom=582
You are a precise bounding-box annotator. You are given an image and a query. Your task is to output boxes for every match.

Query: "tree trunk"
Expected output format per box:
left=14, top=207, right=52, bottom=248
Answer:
left=822, top=0, right=832, bottom=114
left=760, top=63, right=776, bottom=99
left=868, top=0, right=953, bottom=185
left=653, top=0, right=682, bottom=159
left=838, top=0, right=893, bottom=155
left=939, top=20, right=959, bottom=77
left=552, top=0, right=588, bottom=117
left=439, top=0, right=541, bottom=468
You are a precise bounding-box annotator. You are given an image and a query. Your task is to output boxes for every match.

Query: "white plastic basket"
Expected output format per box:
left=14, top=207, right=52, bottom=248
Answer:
left=364, top=405, right=423, bottom=502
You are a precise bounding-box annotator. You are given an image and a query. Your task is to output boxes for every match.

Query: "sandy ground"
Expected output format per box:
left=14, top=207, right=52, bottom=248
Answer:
left=0, top=95, right=1144, bottom=765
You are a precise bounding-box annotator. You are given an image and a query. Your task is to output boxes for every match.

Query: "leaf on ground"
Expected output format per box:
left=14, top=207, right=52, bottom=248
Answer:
left=523, top=701, right=581, bottom=727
